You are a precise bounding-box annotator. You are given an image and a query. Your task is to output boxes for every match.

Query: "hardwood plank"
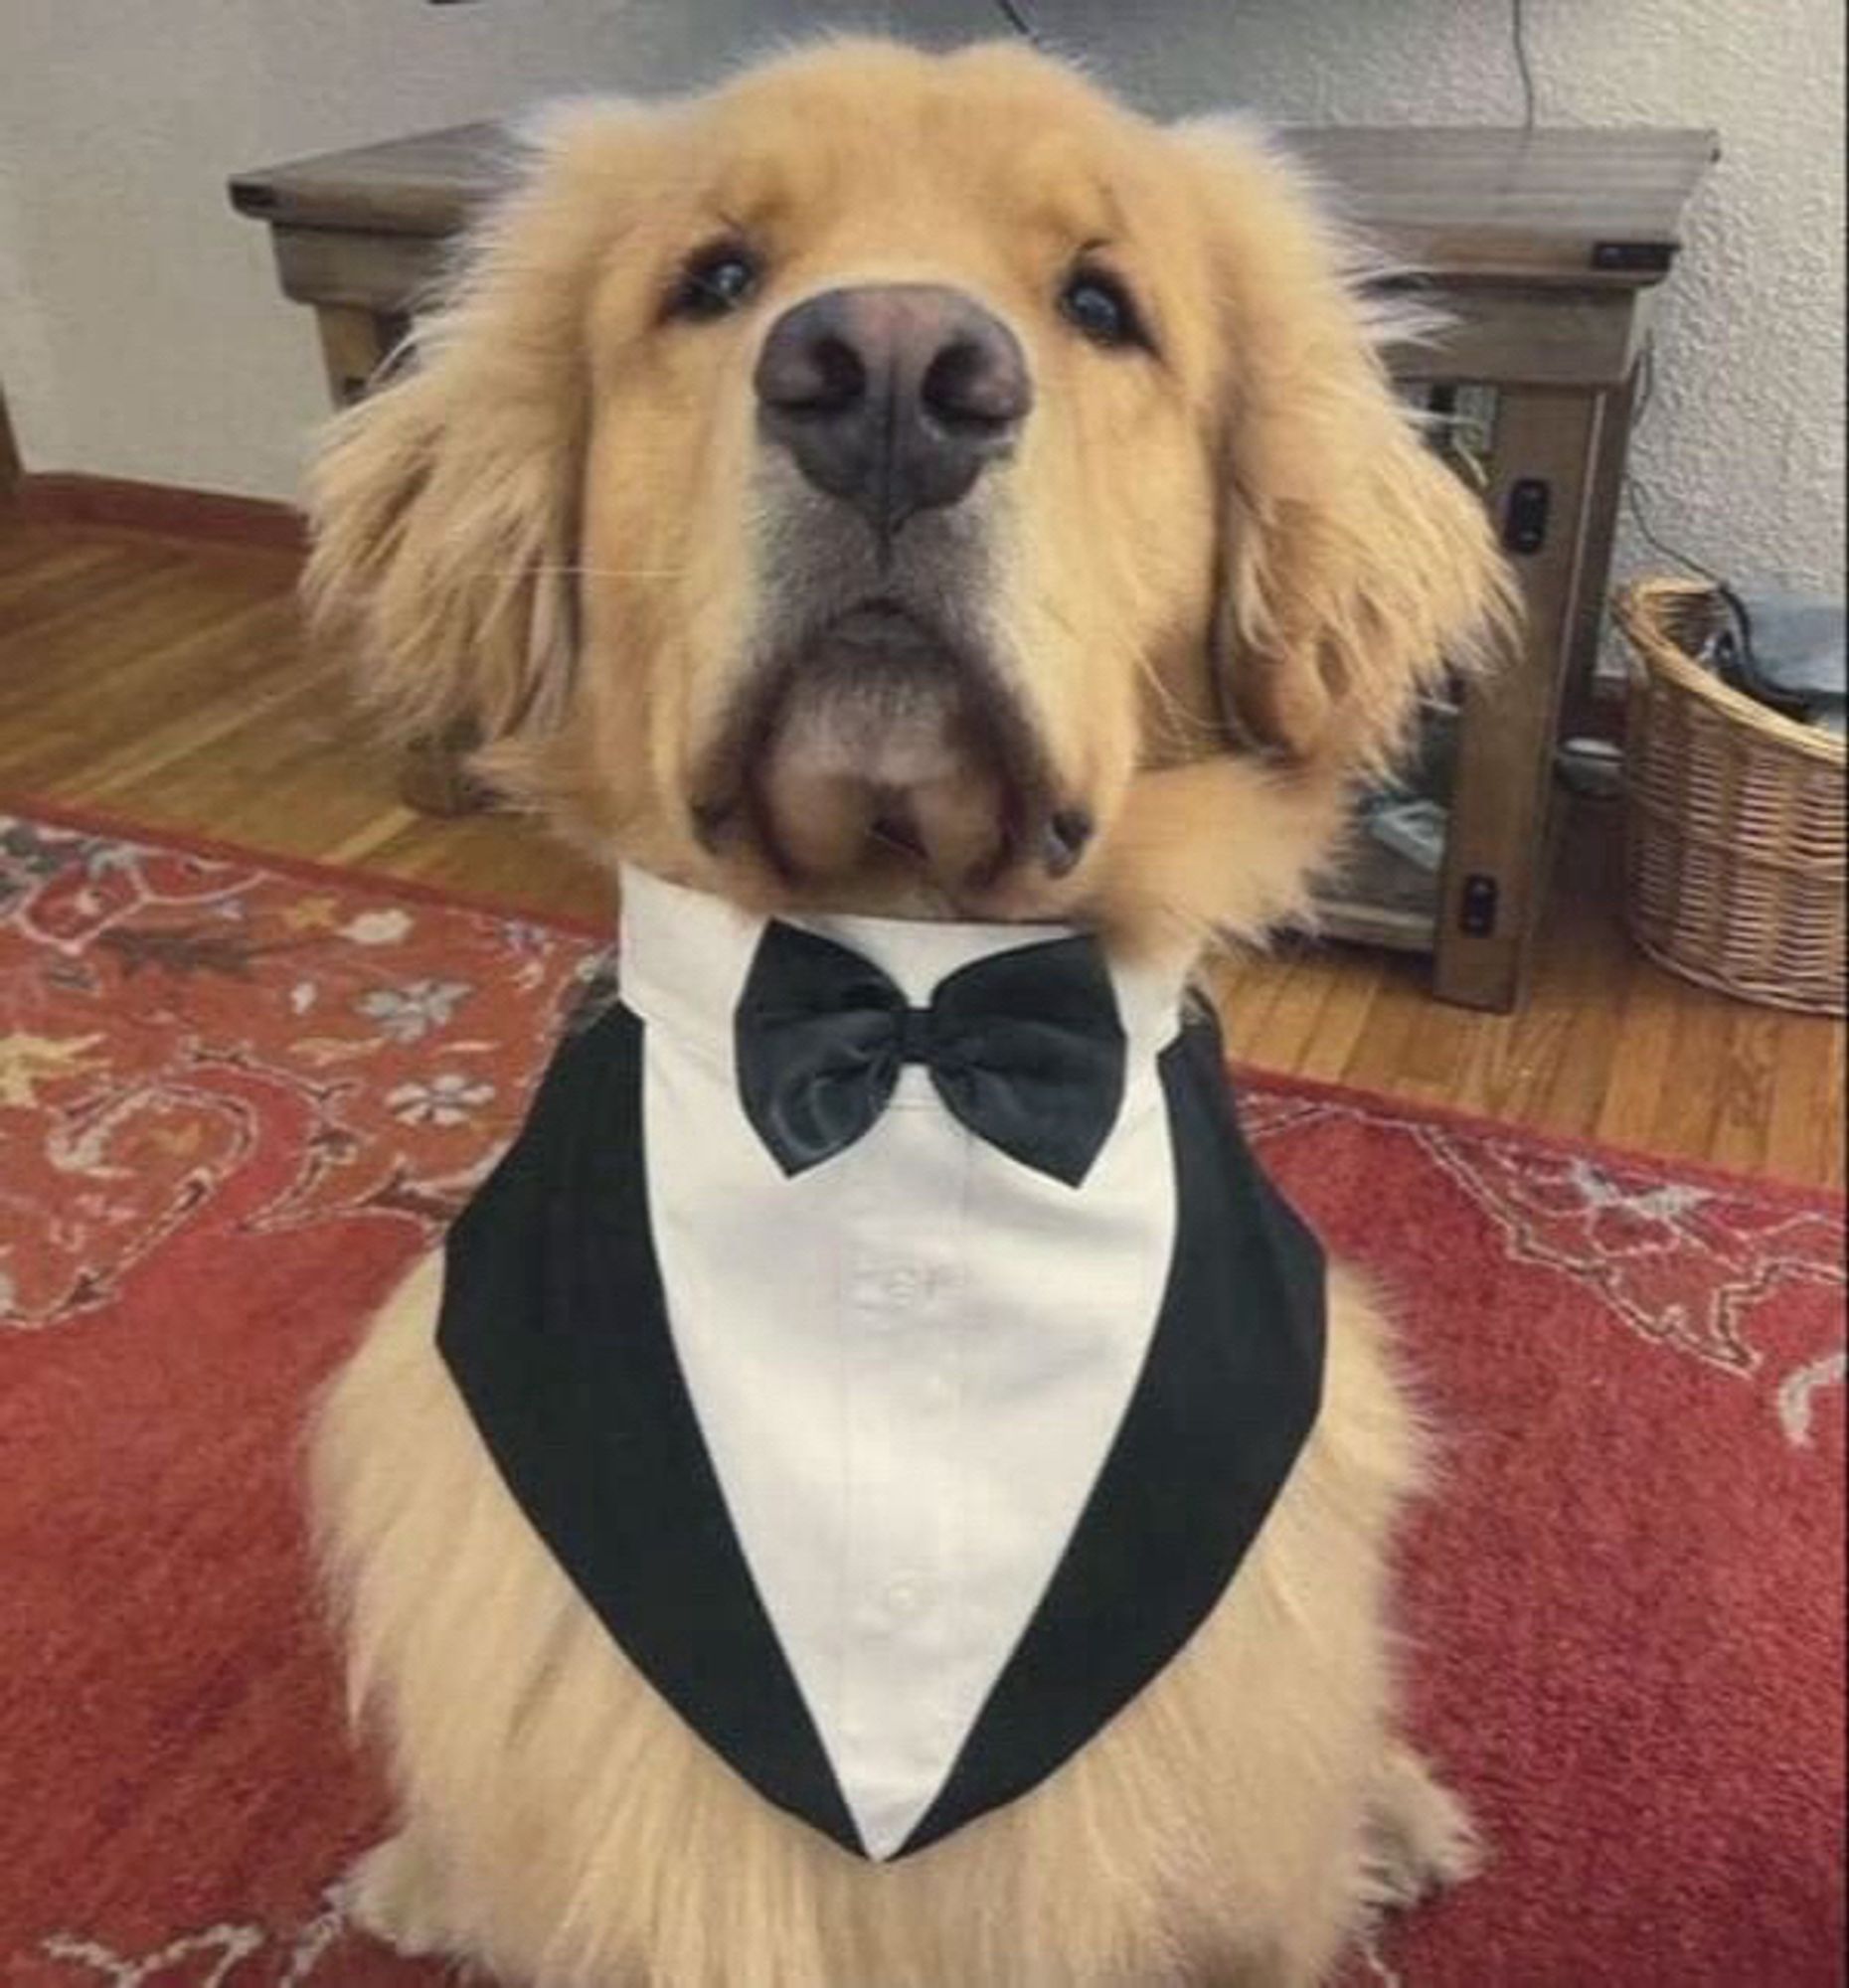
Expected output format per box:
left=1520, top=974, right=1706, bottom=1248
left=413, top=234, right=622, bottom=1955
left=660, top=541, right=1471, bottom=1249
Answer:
left=1211, top=951, right=1289, bottom=1064
left=1343, top=958, right=1464, bottom=1105
left=1593, top=966, right=1683, bottom=1156
left=1530, top=806, right=1635, bottom=1140
left=1766, top=1007, right=1847, bottom=1190
left=0, top=514, right=1838, bottom=1187
left=0, top=595, right=298, bottom=767
left=357, top=814, right=610, bottom=926
left=0, top=553, right=279, bottom=687
left=1238, top=948, right=1357, bottom=1075
left=1823, top=1032, right=1846, bottom=1193
left=1447, top=965, right=1575, bottom=1127
left=68, top=663, right=315, bottom=801
left=0, top=541, right=145, bottom=622
left=1709, top=1005, right=1781, bottom=1179
left=1285, top=960, right=1385, bottom=1085
left=1646, top=993, right=1733, bottom=1163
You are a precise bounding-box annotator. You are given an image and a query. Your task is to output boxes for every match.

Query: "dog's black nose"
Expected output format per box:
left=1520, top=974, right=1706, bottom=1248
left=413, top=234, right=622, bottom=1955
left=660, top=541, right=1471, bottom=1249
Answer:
left=755, top=284, right=1031, bottom=539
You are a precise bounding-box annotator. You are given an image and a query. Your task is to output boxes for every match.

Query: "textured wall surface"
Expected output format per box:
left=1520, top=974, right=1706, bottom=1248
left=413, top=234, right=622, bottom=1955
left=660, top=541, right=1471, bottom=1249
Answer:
left=0, top=0, right=1841, bottom=602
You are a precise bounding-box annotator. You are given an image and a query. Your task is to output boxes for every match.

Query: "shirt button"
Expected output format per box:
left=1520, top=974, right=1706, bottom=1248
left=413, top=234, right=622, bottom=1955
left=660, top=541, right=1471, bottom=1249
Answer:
left=884, top=1575, right=928, bottom=1618
left=880, top=1265, right=925, bottom=1307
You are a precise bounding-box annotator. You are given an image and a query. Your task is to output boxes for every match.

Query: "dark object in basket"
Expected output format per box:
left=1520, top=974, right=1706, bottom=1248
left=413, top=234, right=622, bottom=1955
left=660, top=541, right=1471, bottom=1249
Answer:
left=1703, top=587, right=1846, bottom=734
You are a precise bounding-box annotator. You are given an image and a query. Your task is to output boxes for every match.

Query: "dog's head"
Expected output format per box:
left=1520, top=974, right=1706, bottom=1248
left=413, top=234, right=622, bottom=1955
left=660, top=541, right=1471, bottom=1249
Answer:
left=306, top=40, right=1509, bottom=948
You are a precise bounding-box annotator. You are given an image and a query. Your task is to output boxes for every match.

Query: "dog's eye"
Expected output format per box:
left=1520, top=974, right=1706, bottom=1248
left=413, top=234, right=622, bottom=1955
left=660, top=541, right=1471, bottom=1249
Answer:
left=668, top=244, right=761, bottom=322
left=1059, top=268, right=1146, bottom=350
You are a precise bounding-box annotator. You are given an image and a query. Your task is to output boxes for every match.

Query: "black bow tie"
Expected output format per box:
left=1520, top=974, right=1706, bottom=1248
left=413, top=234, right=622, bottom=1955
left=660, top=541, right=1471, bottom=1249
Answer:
left=734, top=921, right=1127, bottom=1188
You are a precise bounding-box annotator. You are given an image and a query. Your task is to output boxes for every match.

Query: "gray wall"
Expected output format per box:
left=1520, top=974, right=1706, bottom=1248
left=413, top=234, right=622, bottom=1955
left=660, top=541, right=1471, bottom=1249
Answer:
left=0, top=0, right=1841, bottom=604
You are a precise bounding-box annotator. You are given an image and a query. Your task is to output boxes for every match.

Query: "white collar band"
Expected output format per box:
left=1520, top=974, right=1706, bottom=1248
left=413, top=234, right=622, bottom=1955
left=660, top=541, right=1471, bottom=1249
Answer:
left=615, top=864, right=1190, bottom=1069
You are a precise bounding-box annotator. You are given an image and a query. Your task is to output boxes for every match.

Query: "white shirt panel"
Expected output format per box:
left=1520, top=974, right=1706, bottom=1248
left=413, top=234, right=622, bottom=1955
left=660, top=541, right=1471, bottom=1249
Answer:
left=622, top=869, right=1185, bottom=1859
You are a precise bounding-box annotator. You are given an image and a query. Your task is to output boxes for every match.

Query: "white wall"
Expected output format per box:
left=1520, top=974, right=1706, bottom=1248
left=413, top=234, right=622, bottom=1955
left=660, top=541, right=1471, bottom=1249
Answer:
left=0, top=0, right=1841, bottom=600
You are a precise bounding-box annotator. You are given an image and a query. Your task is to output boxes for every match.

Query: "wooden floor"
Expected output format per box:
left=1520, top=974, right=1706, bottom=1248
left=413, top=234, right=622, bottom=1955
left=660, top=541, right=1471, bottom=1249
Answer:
left=1, top=512, right=1841, bottom=1190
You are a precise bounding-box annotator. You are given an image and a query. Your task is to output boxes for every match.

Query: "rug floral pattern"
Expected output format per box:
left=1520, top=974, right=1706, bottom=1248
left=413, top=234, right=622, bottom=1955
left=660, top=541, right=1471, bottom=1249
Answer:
left=1, top=816, right=601, bottom=1332
left=1242, top=1087, right=1848, bottom=1432
left=1, top=812, right=1841, bottom=1988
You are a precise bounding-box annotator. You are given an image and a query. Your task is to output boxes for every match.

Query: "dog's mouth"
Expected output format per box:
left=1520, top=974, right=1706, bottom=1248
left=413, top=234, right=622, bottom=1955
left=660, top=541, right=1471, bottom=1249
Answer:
left=692, top=599, right=1093, bottom=906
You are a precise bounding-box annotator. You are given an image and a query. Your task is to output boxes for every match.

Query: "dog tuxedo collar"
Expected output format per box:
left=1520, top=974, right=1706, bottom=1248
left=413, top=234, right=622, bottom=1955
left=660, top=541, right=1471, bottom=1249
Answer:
left=438, top=868, right=1326, bottom=1861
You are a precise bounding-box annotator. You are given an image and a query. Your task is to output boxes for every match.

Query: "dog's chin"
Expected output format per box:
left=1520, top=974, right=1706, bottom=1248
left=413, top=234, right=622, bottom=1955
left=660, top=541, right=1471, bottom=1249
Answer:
left=691, top=602, right=1093, bottom=919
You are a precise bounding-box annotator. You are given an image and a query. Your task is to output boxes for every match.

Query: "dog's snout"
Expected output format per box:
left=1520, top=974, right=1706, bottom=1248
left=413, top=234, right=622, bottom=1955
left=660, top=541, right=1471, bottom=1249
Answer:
left=755, top=284, right=1031, bottom=537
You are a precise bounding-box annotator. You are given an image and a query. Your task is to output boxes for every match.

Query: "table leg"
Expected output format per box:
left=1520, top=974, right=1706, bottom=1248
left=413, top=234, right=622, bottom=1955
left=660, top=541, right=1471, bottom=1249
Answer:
left=1433, top=387, right=1605, bottom=1011
left=1560, top=365, right=1641, bottom=740
left=310, top=305, right=491, bottom=818
left=313, top=304, right=405, bottom=409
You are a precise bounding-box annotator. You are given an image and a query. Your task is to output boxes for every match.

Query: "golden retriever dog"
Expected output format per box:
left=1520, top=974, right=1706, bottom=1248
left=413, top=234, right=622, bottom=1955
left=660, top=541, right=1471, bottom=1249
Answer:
left=304, top=38, right=1509, bottom=1988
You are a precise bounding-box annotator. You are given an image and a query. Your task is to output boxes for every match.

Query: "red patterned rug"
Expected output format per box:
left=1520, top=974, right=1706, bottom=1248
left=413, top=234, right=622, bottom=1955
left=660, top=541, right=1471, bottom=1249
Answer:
left=1, top=807, right=1842, bottom=1988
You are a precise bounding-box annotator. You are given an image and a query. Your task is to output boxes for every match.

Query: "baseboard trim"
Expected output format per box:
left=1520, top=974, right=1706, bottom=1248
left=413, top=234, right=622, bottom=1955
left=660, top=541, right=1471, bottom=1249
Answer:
left=11, top=472, right=305, bottom=553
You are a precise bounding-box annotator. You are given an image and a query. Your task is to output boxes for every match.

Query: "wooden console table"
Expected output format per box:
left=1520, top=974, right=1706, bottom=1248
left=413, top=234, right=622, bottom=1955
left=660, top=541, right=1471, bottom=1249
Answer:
left=233, top=122, right=1715, bottom=1010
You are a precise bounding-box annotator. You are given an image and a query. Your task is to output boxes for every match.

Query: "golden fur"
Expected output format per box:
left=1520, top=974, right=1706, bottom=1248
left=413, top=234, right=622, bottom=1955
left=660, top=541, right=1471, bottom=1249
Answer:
left=304, top=37, right=1509, bottom=1986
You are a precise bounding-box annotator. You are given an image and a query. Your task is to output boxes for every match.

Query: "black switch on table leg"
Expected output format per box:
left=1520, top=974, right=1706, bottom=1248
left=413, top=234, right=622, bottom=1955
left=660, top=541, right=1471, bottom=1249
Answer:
left=1503, top=478, right=1551, bottom=555
left=1459, top=873, right=1500, bottom=937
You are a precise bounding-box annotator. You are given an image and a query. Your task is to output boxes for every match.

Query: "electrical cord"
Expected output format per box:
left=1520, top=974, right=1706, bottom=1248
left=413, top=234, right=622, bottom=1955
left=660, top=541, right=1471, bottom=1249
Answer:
left=1623, top=479, right=1735, bottom=596
left=1511, top=0, right=1538, bottom=129
left=1623, top=341, right=1735, bottom=591
left=1619, top=339, right=1773, bottom=695
left=992, top=0, right=1040, bottom=42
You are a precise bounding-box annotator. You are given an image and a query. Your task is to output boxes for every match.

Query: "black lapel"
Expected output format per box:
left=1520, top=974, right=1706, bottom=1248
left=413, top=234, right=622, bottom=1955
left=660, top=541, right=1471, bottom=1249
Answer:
left=900, top=1006, right=1326, bottom=1856
left=435, top=1002, right=862, bottom=1855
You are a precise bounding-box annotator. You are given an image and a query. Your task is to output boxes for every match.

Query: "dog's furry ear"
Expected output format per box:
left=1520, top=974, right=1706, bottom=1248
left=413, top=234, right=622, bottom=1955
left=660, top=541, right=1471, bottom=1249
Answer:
left=301, top=103, right=652, bottom=780
left=1178, top=119, right=1512, bottom=777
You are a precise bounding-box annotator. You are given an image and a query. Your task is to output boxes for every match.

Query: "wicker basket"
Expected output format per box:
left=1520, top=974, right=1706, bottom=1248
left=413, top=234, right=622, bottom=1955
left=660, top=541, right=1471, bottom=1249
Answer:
left=1614, top=579, right=1845, bottom=1015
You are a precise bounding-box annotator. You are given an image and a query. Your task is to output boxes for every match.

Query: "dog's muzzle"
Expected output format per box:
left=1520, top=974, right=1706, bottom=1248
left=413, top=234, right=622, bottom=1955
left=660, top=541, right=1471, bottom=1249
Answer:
left=693, top=596, right=1093, bottom=904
